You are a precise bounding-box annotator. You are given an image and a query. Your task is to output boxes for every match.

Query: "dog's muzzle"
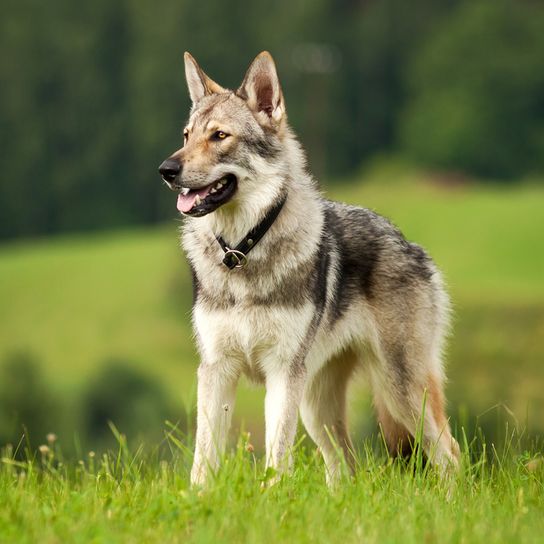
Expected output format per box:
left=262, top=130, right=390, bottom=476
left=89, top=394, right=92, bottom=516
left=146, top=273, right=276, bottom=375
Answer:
left=158, top=158, right=182, bottom=183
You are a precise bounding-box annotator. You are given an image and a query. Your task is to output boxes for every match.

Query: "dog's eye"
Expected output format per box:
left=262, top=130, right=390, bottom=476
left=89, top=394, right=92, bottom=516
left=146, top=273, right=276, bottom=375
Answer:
left=183, top=129, right=189, bottom=143
left=211, top=130, right=229, bottom=141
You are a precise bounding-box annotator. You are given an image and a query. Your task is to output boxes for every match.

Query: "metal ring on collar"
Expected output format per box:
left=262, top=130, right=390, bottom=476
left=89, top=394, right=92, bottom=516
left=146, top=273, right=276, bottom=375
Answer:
left=224, top=248, right=248, bottom=269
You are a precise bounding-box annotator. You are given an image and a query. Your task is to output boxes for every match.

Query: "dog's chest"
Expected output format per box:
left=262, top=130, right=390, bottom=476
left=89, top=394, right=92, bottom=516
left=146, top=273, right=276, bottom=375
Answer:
left=193, top=283, right=315, bottom=377
left=185, top=214, right=323, bottom=374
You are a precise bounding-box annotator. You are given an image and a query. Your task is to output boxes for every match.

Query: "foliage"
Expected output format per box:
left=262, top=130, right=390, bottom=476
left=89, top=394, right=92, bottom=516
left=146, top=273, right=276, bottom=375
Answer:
left=400, top=0, right=544, bottom=179
left=82, top=360, right=185, bottom=451
left=0, top=352, right=58, bottom=452
left=4, top=0, right=544, bottom=239
left=0, top=352, right=184, bottom=456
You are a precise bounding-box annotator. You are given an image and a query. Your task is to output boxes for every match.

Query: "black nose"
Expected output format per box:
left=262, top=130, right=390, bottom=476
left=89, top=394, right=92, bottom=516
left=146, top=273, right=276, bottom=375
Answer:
left=158, top=158, right=181, bottom=182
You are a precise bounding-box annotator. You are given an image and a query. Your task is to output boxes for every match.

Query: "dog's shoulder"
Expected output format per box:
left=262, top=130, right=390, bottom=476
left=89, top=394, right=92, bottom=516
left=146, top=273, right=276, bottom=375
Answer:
left=321, top=198, right=408, bottom=260
left=322, top=198, right=437, bottom=299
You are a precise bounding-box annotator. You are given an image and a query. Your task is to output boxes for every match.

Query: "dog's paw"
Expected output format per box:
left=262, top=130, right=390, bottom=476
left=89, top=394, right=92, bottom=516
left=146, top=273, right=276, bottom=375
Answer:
left=190, top=464, right=210, bottom=489
left=260, top=466, right=281, bottom=489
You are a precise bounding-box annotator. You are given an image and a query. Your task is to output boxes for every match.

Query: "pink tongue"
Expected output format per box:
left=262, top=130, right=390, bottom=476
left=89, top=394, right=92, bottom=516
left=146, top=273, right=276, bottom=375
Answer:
left=176, top=186, right=212, bottom=213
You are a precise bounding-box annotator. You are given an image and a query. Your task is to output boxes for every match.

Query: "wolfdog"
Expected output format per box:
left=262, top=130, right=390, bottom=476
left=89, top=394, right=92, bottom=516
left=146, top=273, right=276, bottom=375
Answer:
left=159, top=51, right=460, bottom=486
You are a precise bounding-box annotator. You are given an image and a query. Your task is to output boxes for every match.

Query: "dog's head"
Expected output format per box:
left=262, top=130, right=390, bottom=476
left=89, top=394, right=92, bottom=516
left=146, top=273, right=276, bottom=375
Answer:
left=159, top=52, right=287, bottom=218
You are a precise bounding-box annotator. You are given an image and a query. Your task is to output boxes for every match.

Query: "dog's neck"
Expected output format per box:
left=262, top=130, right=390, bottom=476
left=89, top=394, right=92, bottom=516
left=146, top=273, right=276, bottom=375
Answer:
left=182, top=132, right=325, bottom=281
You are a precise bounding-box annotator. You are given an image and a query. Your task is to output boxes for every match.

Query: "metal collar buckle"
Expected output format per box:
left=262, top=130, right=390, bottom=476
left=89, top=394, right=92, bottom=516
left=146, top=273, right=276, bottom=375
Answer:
left=223, top=248, right=248, bottom=269
left=215, top=193, right=287, bottom=271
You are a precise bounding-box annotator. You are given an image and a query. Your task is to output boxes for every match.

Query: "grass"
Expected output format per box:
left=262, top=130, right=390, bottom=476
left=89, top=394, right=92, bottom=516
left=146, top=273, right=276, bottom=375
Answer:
left=1, top=163, right=544, bottom=542
left=0, top=225, right=195, bottom=393
left=1, top=430, right=543, bottom=543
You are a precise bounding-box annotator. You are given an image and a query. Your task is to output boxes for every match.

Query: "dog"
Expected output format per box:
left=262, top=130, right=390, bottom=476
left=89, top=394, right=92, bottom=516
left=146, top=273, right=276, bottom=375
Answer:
left=159, top=51, right=460, bottom=486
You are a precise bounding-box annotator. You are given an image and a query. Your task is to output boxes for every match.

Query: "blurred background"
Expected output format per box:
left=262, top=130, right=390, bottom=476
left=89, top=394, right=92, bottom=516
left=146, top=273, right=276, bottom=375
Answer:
left=0, top=0, right=543, bottom=456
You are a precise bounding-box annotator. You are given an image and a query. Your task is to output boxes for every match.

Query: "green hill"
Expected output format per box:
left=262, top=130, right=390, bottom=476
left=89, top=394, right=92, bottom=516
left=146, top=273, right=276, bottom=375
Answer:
left=1, top=165, right=543, bottom=447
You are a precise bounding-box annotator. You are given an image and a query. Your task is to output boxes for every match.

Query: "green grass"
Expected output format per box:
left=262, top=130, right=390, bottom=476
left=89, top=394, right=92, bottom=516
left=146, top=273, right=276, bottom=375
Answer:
left=0, top=225, right=194, bottom=392
left=1, top=432, right=543, bottom=543
left=1, top=164, right=544, bottom=542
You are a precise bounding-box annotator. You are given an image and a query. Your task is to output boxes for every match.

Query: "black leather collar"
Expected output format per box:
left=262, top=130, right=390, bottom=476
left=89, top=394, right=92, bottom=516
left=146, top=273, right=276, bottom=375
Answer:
left=215, top=194, right=287, bottom=269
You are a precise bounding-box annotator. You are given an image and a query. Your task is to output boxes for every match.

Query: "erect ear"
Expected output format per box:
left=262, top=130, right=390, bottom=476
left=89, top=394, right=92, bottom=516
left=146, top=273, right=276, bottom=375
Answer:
left=237, top=51, right=285, bottom=126
left=184, top=52, right=225, bottom=103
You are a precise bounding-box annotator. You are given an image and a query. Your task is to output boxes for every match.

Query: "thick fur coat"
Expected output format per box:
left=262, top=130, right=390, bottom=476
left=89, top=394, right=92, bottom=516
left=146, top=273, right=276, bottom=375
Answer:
left=159, top=52, right=459, bottom=486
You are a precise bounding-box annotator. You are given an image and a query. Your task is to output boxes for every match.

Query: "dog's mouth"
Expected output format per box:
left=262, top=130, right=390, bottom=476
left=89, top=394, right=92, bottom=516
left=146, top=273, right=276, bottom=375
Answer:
left=176, top=175, right=237, bottom=217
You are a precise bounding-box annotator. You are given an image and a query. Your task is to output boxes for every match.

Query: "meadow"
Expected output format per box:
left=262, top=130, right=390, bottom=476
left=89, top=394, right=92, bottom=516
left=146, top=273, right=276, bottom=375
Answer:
left=1, top=432, right=543, bottom=543
left=0, top=163, right=543, bottom=542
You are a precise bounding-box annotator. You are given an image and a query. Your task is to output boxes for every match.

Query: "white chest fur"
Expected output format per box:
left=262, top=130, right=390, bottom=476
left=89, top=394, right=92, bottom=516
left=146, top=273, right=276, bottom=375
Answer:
left=193, top=301, right=315, bottom=381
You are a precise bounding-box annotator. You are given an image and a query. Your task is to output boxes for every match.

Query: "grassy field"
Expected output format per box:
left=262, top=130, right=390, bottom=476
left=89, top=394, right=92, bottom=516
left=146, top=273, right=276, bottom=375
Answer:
left=1, top=434, right=543, bottom=543
left=1, top=164, right=544, bottom=542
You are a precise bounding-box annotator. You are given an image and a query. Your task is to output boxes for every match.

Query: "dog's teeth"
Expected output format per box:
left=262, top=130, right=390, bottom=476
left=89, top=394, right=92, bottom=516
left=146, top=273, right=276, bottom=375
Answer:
left=194, top=195, right=201, bottom=206
left=216, top=181, right=224, bottom=189
left=210, top=187, right=217, bottom=194
left=181, top=187, right=190, bottom=196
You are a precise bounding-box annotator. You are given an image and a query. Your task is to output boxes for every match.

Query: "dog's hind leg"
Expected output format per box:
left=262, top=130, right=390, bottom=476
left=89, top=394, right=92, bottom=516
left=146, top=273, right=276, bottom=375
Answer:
left=374, top=396, right=413, bottom=458
left=299, top=349, right=357, bottom=485
left=371, top=359, right=459, bottom=472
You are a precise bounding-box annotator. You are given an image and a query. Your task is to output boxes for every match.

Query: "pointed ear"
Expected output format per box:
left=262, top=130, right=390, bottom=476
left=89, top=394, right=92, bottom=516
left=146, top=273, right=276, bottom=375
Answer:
left=237, top=51, right=285, bottom=126
left=184, top=52, right=225, bottom=103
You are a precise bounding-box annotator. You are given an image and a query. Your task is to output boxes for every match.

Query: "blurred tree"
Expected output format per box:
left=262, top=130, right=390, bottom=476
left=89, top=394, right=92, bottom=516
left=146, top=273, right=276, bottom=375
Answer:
left=82, top=360, right=183, bottom=450
left=348, top=0, right=457, bottom=164
left=0, top=0, right=133, bottom=236
left=1, top=0, right=541, bottom=240
left=0, top=352, right=57, bottom=452
left=399, top=0, right=544, bottom=179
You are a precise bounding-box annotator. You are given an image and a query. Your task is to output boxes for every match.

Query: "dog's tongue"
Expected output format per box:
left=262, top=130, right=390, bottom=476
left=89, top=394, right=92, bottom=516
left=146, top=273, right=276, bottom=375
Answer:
left=176, top=186, right=211, bottom=213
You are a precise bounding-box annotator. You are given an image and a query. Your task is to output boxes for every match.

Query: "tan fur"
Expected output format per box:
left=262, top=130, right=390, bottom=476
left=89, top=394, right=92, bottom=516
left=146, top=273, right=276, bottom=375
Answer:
left=375, top=398, right=413, bottom=458
left=376, top=371, right=451, bottom=458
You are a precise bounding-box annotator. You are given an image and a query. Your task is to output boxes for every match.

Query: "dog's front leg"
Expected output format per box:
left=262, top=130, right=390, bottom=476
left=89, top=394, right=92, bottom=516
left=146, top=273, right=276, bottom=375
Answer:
left=264, top=366, right=306, bottom=477
left=191, top=362, right=238, bottom=487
